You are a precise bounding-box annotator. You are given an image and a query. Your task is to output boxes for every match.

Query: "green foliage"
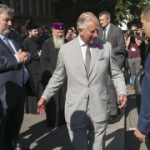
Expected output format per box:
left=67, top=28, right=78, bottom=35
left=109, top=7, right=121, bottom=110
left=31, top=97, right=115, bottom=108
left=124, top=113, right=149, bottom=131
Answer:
left=55, top=0, right=150, bottom=26
left=114, top=0, right=149, bottom=24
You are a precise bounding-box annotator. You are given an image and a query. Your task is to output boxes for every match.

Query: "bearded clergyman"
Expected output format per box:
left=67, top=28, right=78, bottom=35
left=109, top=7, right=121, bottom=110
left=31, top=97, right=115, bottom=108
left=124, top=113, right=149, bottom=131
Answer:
left=39, top=22, right=66, bottom=128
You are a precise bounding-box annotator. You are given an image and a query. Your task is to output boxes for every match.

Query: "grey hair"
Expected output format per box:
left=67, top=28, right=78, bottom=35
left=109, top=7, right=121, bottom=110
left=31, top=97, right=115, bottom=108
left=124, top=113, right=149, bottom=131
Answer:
left=141, top=5, right=150, bottom=21
left=77, top=12, right=99, bottom=30
left=0, top=4, right=14, bottom=16
left=98, top=11, right=111, bottom=20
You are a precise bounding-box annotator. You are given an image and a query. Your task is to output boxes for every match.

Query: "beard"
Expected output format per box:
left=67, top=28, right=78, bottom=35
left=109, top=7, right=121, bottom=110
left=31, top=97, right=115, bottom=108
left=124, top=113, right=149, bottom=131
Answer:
left=53, top=36, right=64, bottom=49
left=3, top=29, right=11, bottom=36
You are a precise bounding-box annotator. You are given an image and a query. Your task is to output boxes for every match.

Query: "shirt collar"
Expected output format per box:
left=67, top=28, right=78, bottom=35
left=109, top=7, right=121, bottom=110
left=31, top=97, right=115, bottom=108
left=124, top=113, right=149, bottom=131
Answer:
left=0, top=34, right=11, bottom=41
left=104, top=23, right=111, bottom=31
left=78, top=35, right=86, bottom=47
left=0, top=34, right=6, bottom=40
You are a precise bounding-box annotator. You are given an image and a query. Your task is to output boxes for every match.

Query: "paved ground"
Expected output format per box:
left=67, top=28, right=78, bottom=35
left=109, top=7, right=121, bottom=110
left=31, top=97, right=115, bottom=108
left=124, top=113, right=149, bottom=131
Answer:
left=20, top=85, right=148, bottom=150
left=125, top=89, right=150, bottom=150
left=19, top=111, right=125, bottom=150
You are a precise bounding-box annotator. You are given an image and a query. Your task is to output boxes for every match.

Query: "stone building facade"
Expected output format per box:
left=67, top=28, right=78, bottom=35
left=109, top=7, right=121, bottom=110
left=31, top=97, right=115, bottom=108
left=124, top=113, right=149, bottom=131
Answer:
left=0, top=0, right=100, bottom=28
left=0, top=0, right=55, bottom=26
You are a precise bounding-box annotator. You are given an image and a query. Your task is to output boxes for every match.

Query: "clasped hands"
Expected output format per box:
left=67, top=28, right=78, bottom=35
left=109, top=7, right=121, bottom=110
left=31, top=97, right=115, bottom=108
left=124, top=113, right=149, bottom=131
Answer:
left=16, top=49, right=30, bottom=64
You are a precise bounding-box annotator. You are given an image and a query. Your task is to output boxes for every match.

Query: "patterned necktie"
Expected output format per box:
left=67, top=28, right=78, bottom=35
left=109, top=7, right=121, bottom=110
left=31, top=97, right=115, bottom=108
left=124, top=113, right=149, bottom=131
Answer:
left=3, top=36, right=15, bottom=54
left=103, top=28, right=106, bottom=41
left=85, top=46, right=91, bottom=75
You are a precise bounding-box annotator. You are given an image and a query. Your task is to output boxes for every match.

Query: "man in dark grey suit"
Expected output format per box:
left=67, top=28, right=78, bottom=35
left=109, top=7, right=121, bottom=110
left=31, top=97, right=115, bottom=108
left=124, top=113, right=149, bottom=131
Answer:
left=0, top=56, right=7, bottom=70
left=37, top=12, right=127, bottom=150
left=98, top=11, right=126, bottom=124
left=0, top=4, right=30, bottom=150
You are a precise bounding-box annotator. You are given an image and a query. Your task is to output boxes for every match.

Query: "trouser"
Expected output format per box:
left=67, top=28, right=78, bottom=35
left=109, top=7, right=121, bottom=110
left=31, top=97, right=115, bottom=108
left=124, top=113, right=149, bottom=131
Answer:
left=46, top=86, right=66, bottom=128
left=0, top=104, right=24, bottom=150
left=67, top=116, right=107, bottom=150
left=128, top=57, right=141, bottom=75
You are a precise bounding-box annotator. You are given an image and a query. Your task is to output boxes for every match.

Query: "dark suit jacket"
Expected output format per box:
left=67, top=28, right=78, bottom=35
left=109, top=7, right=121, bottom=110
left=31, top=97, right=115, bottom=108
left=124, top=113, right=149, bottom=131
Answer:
left=137, top=52, right=150, bottom=135
left=99, top=24, right=126, bottom=69
left=0, top=56, right=7, bottom=69
left=0, top=31, right=34, bottom=108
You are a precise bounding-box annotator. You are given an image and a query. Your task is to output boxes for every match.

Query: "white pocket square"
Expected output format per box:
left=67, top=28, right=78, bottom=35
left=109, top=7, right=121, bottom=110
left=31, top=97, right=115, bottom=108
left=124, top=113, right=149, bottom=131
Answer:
left=98, top=50, right=105, bottom=60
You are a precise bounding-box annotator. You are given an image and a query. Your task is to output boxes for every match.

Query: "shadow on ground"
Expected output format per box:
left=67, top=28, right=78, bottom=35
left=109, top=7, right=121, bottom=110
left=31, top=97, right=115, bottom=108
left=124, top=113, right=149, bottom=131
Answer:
left=105, top=128, right=124, bottom=150
left=19, top=119, right=126, bottom=150
left=19, top=121, right=72, bottom=150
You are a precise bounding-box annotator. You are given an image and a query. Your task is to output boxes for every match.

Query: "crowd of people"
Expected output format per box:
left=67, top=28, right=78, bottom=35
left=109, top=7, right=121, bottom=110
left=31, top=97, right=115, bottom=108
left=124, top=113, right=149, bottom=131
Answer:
left=0, top=3, right=150, bottom=150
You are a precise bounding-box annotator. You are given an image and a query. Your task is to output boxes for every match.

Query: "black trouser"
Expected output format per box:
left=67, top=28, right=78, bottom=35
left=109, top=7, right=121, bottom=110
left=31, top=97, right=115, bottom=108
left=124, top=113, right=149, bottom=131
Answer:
left=0, top=103, right=25, bottom=150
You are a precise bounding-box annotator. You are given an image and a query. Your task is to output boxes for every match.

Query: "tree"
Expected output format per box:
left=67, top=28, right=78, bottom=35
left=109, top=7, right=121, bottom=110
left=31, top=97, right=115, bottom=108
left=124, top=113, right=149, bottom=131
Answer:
left=115, top=0, right=149, bottom=24
left=54, top=0, right=150, bottom=26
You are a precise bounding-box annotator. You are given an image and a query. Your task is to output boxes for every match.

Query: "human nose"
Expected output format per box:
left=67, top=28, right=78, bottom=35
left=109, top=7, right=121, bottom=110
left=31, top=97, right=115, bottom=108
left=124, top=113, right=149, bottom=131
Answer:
left=8, top=20, right=12, bottom=26
left=93, top=30, right=98, bottom=37
left=59, top=32, right=63, bottom=36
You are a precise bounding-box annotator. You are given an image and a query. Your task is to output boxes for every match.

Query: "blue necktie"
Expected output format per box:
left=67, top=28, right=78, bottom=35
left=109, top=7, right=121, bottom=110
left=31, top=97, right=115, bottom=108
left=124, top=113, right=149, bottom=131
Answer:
left=3, top=36, right=15, bottom=54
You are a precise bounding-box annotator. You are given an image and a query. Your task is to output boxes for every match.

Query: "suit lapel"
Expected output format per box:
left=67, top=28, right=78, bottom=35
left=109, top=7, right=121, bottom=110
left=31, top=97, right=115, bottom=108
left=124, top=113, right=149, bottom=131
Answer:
left=9, top=33, right=20, bottom=51
left=88, top=41, right=105, bottom=77
left=107, top=24, right=113, bottom=41
left=0, top=38, right=14, bottom=54
left=88, top=45, right=103, bottom=77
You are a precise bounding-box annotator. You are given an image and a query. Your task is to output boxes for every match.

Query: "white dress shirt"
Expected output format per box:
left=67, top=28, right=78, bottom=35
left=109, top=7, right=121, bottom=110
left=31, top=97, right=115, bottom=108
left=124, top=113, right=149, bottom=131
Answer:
left=78, top=36, right=93, bottom=64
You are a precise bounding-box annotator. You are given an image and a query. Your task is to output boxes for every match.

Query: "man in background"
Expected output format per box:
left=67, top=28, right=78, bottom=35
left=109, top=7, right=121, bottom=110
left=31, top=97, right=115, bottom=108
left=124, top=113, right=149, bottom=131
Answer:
left=98, top=11, right=126, bottom=124
left=23, top=22, right=41, bottom=114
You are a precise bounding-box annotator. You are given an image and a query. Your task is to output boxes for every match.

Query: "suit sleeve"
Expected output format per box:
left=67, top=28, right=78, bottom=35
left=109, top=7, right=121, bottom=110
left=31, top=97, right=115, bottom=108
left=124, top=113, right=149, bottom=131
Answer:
left=112, top=28, right=126, bottom=55
left=0, top=55, right=20, bottom=73
left=108, top=43, right=126, bottom=96
left=42, top=47, right=66, bottom=101
left=137, top=53, right=150, bottom=135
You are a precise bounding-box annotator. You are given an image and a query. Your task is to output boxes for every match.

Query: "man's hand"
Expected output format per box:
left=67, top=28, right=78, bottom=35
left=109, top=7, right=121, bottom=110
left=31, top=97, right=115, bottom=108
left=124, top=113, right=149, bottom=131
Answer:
left=16, top=49, right=30, bottom=64
left=37, top=97, right=47, bottom=114
left=118, top=94, right=127, bottom=109
left=134, top=128, right=146, bottom=142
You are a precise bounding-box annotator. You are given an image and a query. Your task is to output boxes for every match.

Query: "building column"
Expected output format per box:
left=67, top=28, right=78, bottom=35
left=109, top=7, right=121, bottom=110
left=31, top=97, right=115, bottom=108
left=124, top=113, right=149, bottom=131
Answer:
left=28, top=0, right=33, bottom=16
left=19, top=0, right=24, bottom=14
left=36, top=0, right=41, bottom=16
left=48, top=0, right=52, bottom=18
left=42, top=0, right=47, bottom=16
left=9, top=0, right=14, bottom=8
